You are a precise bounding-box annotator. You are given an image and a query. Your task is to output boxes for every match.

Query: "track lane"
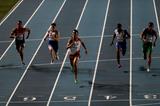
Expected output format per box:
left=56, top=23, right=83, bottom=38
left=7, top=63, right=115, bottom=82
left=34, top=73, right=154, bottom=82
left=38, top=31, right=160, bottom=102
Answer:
left=0, top=0, right=43, bottom=56
left=7, top=0, right=87, bottom=106
left=132, top=0, right=160, bottom=105
left=91, top=0, right=130, bottom=106
left=0, top=0, right=65, bottom=105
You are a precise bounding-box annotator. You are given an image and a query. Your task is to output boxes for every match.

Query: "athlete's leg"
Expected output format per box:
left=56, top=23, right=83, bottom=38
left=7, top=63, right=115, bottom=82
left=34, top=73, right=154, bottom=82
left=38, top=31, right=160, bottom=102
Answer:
left=20, top=46, right=24, bottom=64
left=122, top=42, right=126, bottom=56
left=143, top=43, right=147, bottom=60
left=69, top=55, right=74, bottom=73
left=48, top=45, right=55, bottom=63
left=73, top=56, right=79, bottom=83
left=116, top=42, right=121, bottom=68
left=116, top=48, right=121, bottom=68
left=16, top=44, right=25, bottom=65
left=147, top=44, right=152, bottom=72
left=55, top=42, right=59, bottom=60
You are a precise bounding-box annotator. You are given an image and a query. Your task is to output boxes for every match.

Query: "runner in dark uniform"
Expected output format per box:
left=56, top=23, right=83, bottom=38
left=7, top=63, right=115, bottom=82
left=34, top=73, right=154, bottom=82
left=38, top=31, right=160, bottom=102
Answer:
left=10, top=20, right=30, bottom=65
left=110, top=23, right=130, bottom=68
left=66, top=29, right=87, bottom=83
left=141, top=22, right=157, bottom=72
left=45, top=23, right=60, bottom=64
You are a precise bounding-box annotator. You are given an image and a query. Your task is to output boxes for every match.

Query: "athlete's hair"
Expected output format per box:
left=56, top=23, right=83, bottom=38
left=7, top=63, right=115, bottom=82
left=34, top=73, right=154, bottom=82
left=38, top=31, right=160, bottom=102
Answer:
left=148, top=22, right=154, bottom=27
left=17, top=20, right=22, bottom=24
left=117, top=23, right=122, bottom=29
left=51, top=23, right=56, bottom=27
left=117, top=23, right=122, bottom=33
left=73, top=29, right=79, bottom=34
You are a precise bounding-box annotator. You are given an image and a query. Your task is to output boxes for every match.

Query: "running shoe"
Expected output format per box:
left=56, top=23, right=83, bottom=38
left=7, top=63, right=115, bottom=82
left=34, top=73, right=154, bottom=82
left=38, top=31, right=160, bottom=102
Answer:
left=74, top=79, right=78, bottom=84
left=56, top=55, right=59, bottom=60
left=118, top=64, right=122, bottom=68
left=50, top=59, right=54, bottom=64
left=147, top=68, right=150, bottom=72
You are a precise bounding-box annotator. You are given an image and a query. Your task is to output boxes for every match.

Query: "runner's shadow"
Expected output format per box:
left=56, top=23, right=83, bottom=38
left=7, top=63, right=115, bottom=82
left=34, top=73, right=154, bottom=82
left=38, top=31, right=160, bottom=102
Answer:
left=139, top=66, right=146, bottom=72
left=29, top=65, right=59, bottom=73
left=0, top=64, right=22, bottom=69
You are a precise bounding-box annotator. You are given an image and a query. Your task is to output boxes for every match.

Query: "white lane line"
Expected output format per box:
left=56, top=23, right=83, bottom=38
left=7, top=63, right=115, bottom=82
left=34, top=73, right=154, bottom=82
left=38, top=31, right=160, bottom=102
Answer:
left=0, top=0, right=46, bottom=62
left=5, top=0, right=52, bottom=105
left=0, top=0, right=24, bottom=26
left=46, top=0, right=89, bottom=106
left=153, top=0, right=160, bottom=37
left=130, top=0, right=133, bottom=106
left=1, top=99, right=160, bottom=104
left=88, top=0, right=111, bottom=106
left=0, top=34, right=140, bottom=44
left=1, top=56, right=160, bottom=69
left=133, top=102, right=160, bottom=106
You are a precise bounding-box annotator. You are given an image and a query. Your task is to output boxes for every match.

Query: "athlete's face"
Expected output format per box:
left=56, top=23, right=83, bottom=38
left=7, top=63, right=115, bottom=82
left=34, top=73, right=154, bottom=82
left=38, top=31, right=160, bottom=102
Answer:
left=51, top=25, right=56, bottom=30
left=72, top=32, right=78, bottom=40
left=17, top=22, right=22, bottom=28
left=148, top=25, right=153, bottom=30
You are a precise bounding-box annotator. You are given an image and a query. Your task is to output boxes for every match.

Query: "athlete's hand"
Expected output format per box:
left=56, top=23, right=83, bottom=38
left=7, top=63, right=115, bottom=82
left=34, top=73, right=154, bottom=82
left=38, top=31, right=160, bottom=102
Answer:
left=153, top=42, right=156, bottom=47
left=85, top=49, right=87, bottom=54
left=26, top=36, right=29, bottom=39
left=110, top=42, right=113, bottom=46
left=10, top=36, right=15, bottom=38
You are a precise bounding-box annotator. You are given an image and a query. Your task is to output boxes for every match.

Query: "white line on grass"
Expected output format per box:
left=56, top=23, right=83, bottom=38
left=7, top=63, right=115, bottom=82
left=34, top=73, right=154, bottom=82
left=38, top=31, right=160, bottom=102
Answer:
left=0, top=0, right=24, bottom=26
left=0, top=0, right=46, bottom=62
left=46, top=0, right=89, bottom=106
left=5, top=0, right=52, bottom=105
left=130, top=0, right=133, bottom=106
left=88, top=0, right=111, bottom=106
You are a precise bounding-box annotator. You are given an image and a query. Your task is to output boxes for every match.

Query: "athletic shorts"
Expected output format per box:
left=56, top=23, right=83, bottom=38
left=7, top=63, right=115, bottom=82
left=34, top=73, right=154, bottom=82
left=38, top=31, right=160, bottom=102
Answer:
left=15, top=39, right=25, bottom=49
left=116, top=41, right=126, bottom=55
left=68, top=49, right=80, bottom=60
left=48, top=40, right=58, bottom=53
left=143, top=42, right=152, bottom=54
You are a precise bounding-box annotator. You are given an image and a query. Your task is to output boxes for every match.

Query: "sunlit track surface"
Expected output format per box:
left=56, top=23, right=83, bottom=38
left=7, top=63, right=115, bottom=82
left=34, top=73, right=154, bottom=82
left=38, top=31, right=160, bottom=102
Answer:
left=0, top=0, right=160, bottom=106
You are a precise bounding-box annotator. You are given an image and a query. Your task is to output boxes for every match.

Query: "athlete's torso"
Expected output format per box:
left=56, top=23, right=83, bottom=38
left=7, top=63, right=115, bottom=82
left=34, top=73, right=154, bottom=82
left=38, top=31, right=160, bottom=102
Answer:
left=143, top=28, right=156, bottom=42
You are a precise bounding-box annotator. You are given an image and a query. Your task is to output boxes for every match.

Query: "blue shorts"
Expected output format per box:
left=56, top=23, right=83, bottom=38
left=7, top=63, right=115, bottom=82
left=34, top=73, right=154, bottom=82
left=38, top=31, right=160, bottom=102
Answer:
left=116, top=41, right=126, bottom=55
left=48, top=40, right=58, bottom=53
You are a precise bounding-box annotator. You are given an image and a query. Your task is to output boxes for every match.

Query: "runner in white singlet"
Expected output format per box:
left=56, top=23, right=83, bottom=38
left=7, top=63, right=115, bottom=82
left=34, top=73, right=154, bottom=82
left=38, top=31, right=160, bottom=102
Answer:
left=66, top=29, right=87, bottom=84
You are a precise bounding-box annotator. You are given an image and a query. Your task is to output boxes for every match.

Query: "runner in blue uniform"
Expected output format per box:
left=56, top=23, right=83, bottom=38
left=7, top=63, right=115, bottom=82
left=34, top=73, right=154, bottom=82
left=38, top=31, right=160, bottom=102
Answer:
left=110, top=23, right=130, bottom=68
left=45, top=23, right=60, bottom=64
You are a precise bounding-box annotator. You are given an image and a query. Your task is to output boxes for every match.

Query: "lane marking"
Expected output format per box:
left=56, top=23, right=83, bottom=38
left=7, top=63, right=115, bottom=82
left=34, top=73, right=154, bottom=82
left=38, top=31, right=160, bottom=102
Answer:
left=130, top=0, right=133, bottom=106
left=0, top=0, right=24, bottom=26
left=88, top=0, right=111, bottom=106
left=0, top=34, right=140, bottom=44
left=5, top=0, right=63, bottom=105
left=1, top=56, right=160, bottom=69
left=153, top=0, right=160, bottom=37
left=133, top=102, right=160, bottom=106
left=0, top=0, right=46, bottom=61
left=46, top=0, right=89, bottom=106
left=1, top=98, right=160, bottom=104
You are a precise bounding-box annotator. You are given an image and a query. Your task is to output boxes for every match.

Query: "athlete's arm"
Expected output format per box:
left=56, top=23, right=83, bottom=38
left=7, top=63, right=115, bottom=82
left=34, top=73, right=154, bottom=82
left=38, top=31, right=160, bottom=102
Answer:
left=140, top=29, right=147, bottom=42
left=53, top=30, right=60, bottom=41
left=110, top=33, right=116, bottom=46
left=66, top=38, right=73, bottom=49
left=125, top=30, right=130, bottom=39
left=10, top=28, right=16, bottom=38
left=25, top=28, right=31, bottom=39
left=153, top=30, right=158, bottom=47
left=80, top=39, right=87, bottom=54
